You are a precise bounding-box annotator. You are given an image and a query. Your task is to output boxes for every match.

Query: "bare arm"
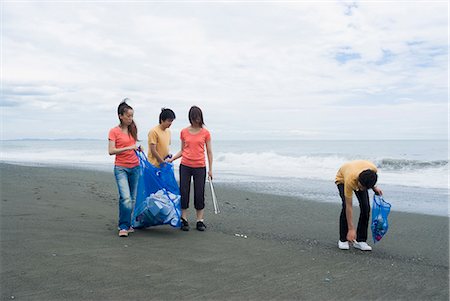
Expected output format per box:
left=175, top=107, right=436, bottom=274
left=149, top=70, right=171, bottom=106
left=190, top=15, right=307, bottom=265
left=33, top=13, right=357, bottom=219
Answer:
left=373, top=186, right=383, bottom=195
left=345, top=196, right=356, bottom=242
left=150, top=143, right=164, bottom=164
left=206, top=139, right=213, bottom=180
left=168, top=140, right=184, bottom=162
left=108, top=140, right=137, bottom=155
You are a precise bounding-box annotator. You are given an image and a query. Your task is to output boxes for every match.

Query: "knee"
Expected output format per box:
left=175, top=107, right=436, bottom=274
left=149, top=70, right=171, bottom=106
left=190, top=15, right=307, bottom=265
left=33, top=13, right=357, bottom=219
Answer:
left=195, top=204, right=205, bottom=210
left=361, top=208, right=370, bottom=218
left=121, top=197, right=133, bottom=209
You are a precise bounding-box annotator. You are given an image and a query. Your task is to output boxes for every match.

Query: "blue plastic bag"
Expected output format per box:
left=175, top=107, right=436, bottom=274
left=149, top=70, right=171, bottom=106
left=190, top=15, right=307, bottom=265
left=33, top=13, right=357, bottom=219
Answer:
left=132, top=151, right=181, bottom=229
left=371, top=194, right=391, bottom=243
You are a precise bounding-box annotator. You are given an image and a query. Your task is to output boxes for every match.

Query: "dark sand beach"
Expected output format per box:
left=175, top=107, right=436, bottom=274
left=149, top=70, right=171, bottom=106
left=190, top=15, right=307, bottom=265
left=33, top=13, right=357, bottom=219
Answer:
left=0, top=163, right=448, bottom=300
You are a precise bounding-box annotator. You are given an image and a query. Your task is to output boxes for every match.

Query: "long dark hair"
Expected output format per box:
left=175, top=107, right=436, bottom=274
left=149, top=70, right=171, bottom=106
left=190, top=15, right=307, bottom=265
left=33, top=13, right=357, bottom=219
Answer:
left=188, top=106, right=205, bottom=127
left=117, top=99, right=138, bottom=141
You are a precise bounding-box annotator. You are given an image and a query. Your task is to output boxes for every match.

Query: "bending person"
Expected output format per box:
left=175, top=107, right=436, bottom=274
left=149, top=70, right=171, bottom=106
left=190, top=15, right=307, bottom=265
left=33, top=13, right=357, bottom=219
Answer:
left=335, top=160, right=383, bottom=251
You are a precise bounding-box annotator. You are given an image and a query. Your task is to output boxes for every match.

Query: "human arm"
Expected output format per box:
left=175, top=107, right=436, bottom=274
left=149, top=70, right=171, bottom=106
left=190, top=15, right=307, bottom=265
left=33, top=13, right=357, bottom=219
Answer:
left=206, top=139, right=213, bottom=180
left=345, top=195, right=356, bottom=242
left=108, top=140, right=137, bottom=155
left=168, top=140, right=184, bottom=163
left=150, top=143, right=165, bottom=164
left=373, top=186, right=383, bottom=196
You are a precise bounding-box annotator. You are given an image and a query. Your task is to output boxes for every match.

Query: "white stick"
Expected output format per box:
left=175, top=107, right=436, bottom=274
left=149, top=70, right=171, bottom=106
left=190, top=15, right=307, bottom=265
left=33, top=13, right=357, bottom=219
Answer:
left=208, top=179, right=220, bottom=214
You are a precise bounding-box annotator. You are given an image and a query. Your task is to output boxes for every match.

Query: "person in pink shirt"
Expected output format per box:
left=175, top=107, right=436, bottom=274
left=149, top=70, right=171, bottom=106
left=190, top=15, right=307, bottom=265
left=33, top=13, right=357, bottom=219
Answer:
left=108, top=100, right=140, bottom=237
left=169, top=106, right=213, bottom=231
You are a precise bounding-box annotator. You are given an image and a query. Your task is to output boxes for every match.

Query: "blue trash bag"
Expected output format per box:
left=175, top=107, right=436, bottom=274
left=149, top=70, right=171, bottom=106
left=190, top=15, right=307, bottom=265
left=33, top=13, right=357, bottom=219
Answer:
left=371, top=194, right=391, bottom=243
left=132, top=151, right=181, bottom=229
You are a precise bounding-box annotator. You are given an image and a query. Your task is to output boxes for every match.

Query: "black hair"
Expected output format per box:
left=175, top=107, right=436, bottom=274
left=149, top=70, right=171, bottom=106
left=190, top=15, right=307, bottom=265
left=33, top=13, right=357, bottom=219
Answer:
left=117, top=98, right=138, bottom=141
left=358, top=169, right=378, bottom=189
left=188, top=106, right=205, bottom=127
left=159, top=108, right=176, bottom=124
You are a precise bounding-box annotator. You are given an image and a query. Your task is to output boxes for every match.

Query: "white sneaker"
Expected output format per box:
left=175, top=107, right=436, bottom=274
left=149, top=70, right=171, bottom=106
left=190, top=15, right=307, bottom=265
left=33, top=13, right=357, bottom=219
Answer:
left=118, top=229, right=128, bottom=237
left=338, top=240, right=349, bottom=250
left=353, top=241, right=372, bottom=251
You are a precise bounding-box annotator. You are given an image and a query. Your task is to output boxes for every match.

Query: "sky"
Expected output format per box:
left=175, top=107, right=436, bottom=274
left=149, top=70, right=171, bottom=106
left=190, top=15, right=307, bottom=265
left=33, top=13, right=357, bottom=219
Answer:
left=1, top=0, right=448, bottom=140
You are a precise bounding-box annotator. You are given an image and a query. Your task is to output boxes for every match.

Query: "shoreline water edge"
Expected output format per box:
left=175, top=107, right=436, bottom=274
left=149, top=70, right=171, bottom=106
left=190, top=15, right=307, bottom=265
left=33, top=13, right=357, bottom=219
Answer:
left=0, top=163, right=448, bottom=300
left=1, top=139, right=448, bottom=217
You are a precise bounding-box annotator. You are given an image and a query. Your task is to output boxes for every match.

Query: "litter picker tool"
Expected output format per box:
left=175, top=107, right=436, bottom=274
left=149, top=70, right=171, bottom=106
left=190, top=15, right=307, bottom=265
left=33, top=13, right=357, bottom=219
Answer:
left=208, top=178, right=220, bottom=214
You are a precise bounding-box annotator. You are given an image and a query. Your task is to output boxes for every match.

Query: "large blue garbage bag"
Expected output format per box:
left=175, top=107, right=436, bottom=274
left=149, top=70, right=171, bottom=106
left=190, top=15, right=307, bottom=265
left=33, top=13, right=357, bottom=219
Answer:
left=132, top=151, right=181, bottom=229
left=371, top=194, right=391, bottom=243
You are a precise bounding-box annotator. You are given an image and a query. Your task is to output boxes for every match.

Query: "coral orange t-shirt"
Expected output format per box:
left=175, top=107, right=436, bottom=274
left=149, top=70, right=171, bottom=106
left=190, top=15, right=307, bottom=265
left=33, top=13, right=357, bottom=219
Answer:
left=180, top=127, right=211, bottom=168
left=108, top=127, right=139, bottom=168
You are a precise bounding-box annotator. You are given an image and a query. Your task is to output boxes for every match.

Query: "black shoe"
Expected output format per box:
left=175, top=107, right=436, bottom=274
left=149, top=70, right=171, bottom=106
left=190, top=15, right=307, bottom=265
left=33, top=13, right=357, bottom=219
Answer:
left=180, top=218, right=190, bottom=231
left=196, top=221, right=206, bottom=231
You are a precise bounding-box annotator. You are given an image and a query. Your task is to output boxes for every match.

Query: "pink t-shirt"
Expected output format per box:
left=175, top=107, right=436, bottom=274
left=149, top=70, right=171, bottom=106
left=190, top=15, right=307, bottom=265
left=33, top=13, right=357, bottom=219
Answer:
left=108, top=127, right=139, bottom=168
left=180, top=127, right=211, bottom=168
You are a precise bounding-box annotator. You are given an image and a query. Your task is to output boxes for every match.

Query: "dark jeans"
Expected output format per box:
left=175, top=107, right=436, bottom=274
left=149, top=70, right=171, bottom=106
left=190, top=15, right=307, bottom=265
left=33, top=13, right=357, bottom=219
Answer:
left=179, top=164, right=206, bottom=210
left=337, top=184, right=370, bottom=242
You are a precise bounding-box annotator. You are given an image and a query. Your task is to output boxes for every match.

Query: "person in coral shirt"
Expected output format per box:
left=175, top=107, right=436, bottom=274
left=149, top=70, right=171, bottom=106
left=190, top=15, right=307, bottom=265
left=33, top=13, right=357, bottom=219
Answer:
left=169, top=106, right=213, bottom=232
left=108, top=99, right=140, bottom=237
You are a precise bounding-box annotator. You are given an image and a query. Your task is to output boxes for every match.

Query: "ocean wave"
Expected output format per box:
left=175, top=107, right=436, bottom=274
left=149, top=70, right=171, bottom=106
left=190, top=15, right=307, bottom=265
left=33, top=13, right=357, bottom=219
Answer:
left=2, top=142, right=448, bottom=189
left=375, top=158, right=448, bottom=170
left=216, top=152, right=448, bottom=172
left=214, top=151, right=448, bottom=189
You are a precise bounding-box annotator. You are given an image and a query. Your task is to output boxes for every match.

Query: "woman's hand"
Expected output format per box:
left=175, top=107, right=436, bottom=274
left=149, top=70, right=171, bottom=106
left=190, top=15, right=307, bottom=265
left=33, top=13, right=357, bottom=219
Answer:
left=208, top=170, right=213, bottom=180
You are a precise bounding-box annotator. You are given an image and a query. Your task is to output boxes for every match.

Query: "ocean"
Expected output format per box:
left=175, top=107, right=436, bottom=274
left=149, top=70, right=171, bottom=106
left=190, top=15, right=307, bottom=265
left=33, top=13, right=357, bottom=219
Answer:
left=1, top=139, right=448, bottom=216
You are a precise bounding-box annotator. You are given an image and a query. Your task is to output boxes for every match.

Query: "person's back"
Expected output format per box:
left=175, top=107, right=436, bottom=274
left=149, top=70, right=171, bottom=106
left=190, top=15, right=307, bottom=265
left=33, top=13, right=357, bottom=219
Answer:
left=335, top=160, right=377, bottom=200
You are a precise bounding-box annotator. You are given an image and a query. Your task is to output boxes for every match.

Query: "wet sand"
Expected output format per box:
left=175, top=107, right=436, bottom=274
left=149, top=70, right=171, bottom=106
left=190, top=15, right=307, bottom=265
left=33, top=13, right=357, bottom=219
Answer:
left=0, top=163, right=448, bottom=300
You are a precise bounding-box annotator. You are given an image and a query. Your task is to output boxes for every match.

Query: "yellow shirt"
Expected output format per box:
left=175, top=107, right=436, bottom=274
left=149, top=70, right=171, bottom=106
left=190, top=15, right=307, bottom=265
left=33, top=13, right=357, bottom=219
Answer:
left=335, top=160, right=377, bottom=200
left=147, top=125, right=171, bottom=167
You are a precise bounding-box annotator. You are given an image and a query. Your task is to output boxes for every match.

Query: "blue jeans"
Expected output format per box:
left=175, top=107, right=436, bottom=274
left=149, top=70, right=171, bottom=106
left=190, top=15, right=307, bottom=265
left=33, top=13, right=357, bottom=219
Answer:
left=114, top=165, right=140, bottom=230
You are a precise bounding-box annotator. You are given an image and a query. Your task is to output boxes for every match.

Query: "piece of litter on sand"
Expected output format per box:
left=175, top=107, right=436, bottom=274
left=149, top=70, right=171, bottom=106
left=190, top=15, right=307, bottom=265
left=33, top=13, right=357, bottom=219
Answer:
left=234, top=233, right=248, bottom=238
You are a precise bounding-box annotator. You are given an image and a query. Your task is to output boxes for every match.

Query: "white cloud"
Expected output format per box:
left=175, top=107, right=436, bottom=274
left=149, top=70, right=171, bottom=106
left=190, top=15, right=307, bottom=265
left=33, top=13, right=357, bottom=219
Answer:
left=1, top=1, right=447, bottom=140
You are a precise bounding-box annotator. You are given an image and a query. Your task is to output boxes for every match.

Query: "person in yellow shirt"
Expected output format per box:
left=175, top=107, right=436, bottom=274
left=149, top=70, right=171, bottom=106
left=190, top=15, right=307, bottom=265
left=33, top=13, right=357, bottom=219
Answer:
left=335, top=160, right=383, bottom=251
left=147, top=108, right=176, bottom=167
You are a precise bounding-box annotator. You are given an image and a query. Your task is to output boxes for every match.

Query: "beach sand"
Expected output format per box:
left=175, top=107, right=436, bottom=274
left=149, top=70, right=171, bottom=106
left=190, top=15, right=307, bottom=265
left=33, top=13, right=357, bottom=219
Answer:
left=0, top=163, right=448, bottom=300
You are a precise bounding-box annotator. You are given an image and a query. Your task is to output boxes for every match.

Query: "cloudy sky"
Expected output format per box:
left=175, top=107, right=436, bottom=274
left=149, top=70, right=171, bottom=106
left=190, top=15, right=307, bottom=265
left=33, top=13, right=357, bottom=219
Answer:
left=1, top=1, right=448, bottom=140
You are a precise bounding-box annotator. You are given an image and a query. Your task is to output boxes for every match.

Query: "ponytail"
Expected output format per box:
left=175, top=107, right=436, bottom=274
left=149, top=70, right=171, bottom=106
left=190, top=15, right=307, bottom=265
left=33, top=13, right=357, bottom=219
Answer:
left=117, top=99, right=138, bottom=141
left=128, top=120, right=138, bottom=141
